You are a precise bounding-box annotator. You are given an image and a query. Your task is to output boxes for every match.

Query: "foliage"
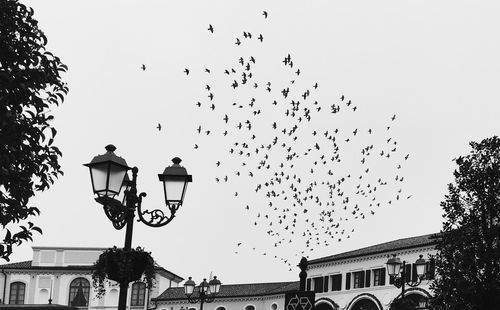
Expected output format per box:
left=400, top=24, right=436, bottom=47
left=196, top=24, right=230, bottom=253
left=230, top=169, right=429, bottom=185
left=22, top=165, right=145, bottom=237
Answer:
left=92, top=246, right=156, bottom=298
left=0, top=0, right=67, bottom=261
left=429, top=136, right=500, bottom=310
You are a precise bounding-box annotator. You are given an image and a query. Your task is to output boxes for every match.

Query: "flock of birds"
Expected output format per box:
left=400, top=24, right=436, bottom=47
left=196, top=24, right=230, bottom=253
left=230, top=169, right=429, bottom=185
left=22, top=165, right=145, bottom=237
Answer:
left=144, top=10, right=412, bottom=272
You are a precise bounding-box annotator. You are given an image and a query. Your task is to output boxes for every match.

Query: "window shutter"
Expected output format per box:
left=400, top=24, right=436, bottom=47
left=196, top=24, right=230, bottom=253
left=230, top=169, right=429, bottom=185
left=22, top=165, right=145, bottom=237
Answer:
left=346, top=273, right=351, bottom=290
left=365, top=270, right=371, bottom=287
left=324, top=276, right=329, bottom=292
left=380, top=268, right=386, bottom=285
left=306, top=278, right=311, bottom=291
left=405, top=264, right=412, bottom=282
left=428, top=258, right=435, bottom=280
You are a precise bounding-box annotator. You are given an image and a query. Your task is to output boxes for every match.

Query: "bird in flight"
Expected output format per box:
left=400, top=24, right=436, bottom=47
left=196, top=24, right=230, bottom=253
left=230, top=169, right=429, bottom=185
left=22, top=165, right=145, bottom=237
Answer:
left=263, top=11, right=268, bottom=18
left=258, top=34, right=264, bottom=42
left=208, top=24, right=214, bottom=33
left=140, top=64, right=146, bottom=71
left=184, top=68, right=190, bottom=75
left=235, top=38, right=241, bottom=46
left=156, top=123, right=161, bottom=131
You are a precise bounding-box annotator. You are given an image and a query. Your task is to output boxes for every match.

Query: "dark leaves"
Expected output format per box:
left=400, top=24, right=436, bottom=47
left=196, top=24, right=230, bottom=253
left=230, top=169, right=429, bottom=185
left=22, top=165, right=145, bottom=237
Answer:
left=0, top=0, right=67, bottom=261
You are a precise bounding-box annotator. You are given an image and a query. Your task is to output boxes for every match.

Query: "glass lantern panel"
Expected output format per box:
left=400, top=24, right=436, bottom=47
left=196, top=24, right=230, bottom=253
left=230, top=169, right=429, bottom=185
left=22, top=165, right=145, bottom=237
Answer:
left=184, top=284, right=194, bottom=295
left=107, top=165, right=128, bottom=197
left=163, top=177, right=186, bottom=202
left=90, top=163, right=110, bottom=196
left=393, top=263, right=402, bottom=276
left=416, top=263, right=426, bottom=276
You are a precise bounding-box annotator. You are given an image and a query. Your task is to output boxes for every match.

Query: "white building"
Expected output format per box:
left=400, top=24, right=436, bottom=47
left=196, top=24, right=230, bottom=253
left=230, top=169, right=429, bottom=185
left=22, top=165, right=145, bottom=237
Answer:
left=154, top=233, right=437, bottom=310
left=0, top=247, right=183, bottom=309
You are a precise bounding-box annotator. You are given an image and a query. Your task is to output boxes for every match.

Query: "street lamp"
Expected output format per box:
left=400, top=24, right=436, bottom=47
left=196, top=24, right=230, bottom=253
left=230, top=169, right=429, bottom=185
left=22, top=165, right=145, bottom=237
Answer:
left=184, top=277, right=222, bottom=310
left=386, top=254, right=427, bottom=303
left=84, top=145, right=192, bottom=310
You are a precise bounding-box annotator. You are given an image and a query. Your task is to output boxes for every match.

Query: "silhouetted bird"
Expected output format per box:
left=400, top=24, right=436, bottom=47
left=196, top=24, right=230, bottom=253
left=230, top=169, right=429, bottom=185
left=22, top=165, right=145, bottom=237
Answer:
left=208, top=24, right=214, bottom=33
left=141, top=64, right=146, bottom=71
left=156, top=123, right=161, bottom=131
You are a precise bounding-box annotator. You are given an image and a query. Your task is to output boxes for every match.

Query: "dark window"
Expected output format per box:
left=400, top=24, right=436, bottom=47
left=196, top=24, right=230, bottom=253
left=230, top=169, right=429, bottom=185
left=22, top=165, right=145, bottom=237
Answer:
left=346, top=273, right=351, bottom=290
left=373, top=268, right=386, bottom=286
left=365, top=270, right=371, bottom=287
left=306, top=278, right=311, bottom=291
left=9, top=282, right=25, bottom=305
left=353, top=271, right=365, bottom=289
left=323, top=276, right=329, bottom=292
left=130, top=282, right=146, bottom=306
left=313, top=277, right=324, bottom=293
left=68, top=277, right=90, bottom=307
left=331, top=274, right=342, bottom=291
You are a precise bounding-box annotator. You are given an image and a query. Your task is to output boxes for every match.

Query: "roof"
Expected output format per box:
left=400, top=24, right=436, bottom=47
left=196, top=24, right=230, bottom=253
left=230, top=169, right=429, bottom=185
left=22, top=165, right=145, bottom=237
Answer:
left=155, top=281, right=299, bottom=301
left=308, top=233, right=439, bottom=265
left=0, top=260, right=183, bottom=282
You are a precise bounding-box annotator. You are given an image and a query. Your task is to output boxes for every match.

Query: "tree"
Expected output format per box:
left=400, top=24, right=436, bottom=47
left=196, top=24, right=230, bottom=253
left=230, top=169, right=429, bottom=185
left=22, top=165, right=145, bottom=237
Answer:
left=430, top=136, right=500, bottom=310
left=0, top=0, right=68, bottom=261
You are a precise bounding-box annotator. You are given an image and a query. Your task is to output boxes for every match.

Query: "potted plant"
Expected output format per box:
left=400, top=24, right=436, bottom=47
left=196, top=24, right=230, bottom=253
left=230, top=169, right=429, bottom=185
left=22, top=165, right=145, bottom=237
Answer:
left=92, top=246, right=156, bottom=298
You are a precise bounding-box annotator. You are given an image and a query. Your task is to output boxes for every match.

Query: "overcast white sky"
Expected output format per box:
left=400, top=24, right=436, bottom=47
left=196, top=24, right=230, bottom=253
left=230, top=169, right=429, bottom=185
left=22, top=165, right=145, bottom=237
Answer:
left=9, top=0, right=500, bottom=285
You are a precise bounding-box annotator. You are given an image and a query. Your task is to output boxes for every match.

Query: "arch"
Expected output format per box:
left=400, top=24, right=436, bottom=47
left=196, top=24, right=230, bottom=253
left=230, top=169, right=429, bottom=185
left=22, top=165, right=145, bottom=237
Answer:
left=68, top=277, right=90, bottom=307
left=38, top=288, right=49, bottom=304
left=391, top=288, right=431, bottom=309
left=270, top=303, right=278, bottom=310
left=346, top=293, right=383, bottom=310
left=9, top=281, right=26, bottom=304
left=244, top=305, right=256, bottom=310
left=215, top=307, right=227, bottom=310
left=315, top=297, right=339, bottom=310
left=106, top=288, right=119, bottom=306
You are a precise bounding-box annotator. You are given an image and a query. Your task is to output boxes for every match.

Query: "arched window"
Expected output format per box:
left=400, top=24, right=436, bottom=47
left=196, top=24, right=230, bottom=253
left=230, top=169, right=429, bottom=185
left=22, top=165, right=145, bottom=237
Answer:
left=216, top=307, right=227, bottom=310
left=9, top=282, right=25, bottom=304
left=245, top=305, right=256, bottom=310
left=130, top=282, right=146, bottom=306
left=68, top=277, right=90, bottom=307
left=271, top=304, right=278, bottom=310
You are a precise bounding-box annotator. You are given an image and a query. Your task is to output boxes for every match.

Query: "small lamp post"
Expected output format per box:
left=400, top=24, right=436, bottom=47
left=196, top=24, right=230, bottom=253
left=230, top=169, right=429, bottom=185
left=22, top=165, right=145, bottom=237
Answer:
left=184, top=277, right=221, bottom=310
left=386, top=254, right=428, bottom=305
left=84, top=145, right=193, bottom=310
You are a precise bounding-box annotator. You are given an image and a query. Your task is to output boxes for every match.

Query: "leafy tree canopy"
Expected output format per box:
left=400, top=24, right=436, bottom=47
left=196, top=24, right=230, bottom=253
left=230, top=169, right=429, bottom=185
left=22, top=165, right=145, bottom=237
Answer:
left=430, top=136, right=500, bottom=310
left=0, top=0, right=68, bottom=261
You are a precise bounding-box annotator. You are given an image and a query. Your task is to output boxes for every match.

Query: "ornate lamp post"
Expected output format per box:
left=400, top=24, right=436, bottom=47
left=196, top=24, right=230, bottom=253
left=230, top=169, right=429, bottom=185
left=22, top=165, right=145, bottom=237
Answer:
left=386, top=254, right=427, bottom=303
left=84, top=145, right=192, bottom=310
left=184, top=277, right=222, bottom=310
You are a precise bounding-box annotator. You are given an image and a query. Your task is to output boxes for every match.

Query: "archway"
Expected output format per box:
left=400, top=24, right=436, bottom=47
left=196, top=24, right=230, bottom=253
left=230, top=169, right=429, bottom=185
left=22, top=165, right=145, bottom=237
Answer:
left=350, top=298, right=379, bottom=310
left=315, top=298, right=339, bottom=310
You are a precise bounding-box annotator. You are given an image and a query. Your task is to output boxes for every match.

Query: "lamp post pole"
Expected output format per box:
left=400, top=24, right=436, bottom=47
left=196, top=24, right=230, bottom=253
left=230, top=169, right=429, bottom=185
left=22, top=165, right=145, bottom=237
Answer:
left=85, top=145, right=193, bottom=310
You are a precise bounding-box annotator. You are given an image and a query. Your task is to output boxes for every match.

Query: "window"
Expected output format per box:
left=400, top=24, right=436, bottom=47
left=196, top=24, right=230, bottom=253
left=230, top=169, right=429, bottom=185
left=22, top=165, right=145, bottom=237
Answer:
left=68, top=277, right=90, bottom=307
left=353, top=271, right=365, bottom=289
left=373, top=268, right=386, bottom=286
left=313, top=277, right=324, bottom=293
left=331, top=274, right=342, bottom=291
left=216, top=307, right=227, bottom=310
left=306, top=278, right=311, bottom=291
left=9, top=282, right=25, bottom=304
left=130, top=282, right=146, bottom=306
left=245, top=305, right=255, bottom=310
left=271, top=303, right=278, bottom=310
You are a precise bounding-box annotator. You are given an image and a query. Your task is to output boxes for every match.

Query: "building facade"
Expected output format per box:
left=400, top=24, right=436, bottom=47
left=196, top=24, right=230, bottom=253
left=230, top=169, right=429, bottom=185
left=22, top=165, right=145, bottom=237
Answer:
left=154, top=233, right=437, bottom=310
left=0, top=247, right=183, bottom=310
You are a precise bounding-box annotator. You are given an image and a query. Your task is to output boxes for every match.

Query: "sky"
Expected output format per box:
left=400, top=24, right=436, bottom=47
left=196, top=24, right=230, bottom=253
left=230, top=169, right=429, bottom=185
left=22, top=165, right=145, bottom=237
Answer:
left=8, top=0, right=500, bottom=286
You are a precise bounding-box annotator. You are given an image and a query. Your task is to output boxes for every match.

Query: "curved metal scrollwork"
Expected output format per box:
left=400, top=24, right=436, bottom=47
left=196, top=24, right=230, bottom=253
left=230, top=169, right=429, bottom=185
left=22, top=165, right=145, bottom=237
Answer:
left=136, top=193, right=181, bottom=227
left=96, top=197, right=128, bottom=230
